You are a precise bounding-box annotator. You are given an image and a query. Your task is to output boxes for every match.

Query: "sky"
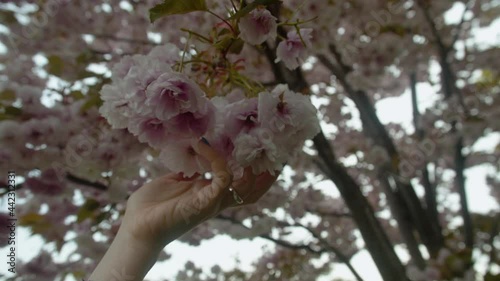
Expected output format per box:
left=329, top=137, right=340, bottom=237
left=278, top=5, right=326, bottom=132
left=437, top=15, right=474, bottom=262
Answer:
left=0, top=1, right=499, bottom=281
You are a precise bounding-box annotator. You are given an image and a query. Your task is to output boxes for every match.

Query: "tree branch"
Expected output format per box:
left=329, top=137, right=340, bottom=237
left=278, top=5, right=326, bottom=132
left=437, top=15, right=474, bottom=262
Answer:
left=293, top=222, right=364, bottom=281
left=92, top=34, right=161, bottom=45
left=312, top=133, right=409, bottom=281
left=455, top=136, right=474, bottom=248
left=378, top=175, right=426, bottom=269
left=417, top=1, right=473, bottom=250
left=261, top=10, right=409, bottom=278
left=0, top=172, right=108, bottom=197
left=416, top=0, right=458, bottom=99
left=487, top=213, right=499, bottom=269
left=450, top=0, right=475, bottom=48
left=216, top=215, right=325, bottom=254
left=319, top=46, right=444, bottom=257
left=410, top=72, right=443, bottom=255
left=66, top=173, right=108, bottom=191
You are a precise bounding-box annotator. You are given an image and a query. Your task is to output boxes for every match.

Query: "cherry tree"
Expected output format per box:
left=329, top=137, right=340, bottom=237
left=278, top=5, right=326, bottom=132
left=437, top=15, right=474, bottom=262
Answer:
left=0, top=0, right=498, bottom=280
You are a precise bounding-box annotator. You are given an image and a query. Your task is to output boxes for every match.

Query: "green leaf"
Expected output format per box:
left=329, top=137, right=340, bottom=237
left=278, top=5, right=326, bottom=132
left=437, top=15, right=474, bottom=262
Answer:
left=485, top=272, right=500, bottom=281
left=0, top=89, right=16, bottom=101
left=0, top=10, right=18, bottom=24
left=47, top=55, right=64, bottom=76
left=228, top=38, right=245, bottom=54
left=69, top=90, right=85, bottom=100
left=0, top=113, right=10, bottom=121
left=214, top=37, right=245, bottom=55
left=149, top=0, right=208, bottom=23
left=214, top=36, right=234, bottom=51
left=380, top=24, right=407, bottom=36
left=4, top=106, right=22, bottom=116
left=76, top=199, right=101, bottom=223
left=19, top=213, right=52, bottom=234
left=229, top=0, right=280, bottom=20
left=77, top=69, right=97, bottom=80
left=80, top=93, right=103, bottom=113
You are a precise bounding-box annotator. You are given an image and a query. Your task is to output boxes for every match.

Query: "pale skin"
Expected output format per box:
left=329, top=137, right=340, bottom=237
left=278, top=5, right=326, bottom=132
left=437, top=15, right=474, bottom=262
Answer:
left=89, top=140, right=278, bottom=281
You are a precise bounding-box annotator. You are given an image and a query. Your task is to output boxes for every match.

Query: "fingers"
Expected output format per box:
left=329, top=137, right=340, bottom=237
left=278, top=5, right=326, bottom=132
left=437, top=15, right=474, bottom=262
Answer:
left=193, top=139, right=233, bottom=204
left=193, top=139, right=279, bottom=208
left=163, top=172, right=201, bottom=182
left=220, top=167, right=255, bottom=208
left=234, top=167, right=256, bottom=198
left=255, top=171, right=279, bottom=191
left=193, top=139, right=227, bottom=173
left=240, top=171, right=279, bottom=205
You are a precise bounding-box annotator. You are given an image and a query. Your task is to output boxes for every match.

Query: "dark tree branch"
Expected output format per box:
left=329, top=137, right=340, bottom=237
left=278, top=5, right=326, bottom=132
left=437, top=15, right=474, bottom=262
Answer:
left=316, top=53, right=398, bottom=159
left=261, top=7, right=409, bottom=279
left=378, top=175, right=426, bottom=269
left=410, top=72, right=443, bottom=254
left=307, top=209, right=352, bottom=218
left=416, top=0, right=459, bottom=100
left=417, top=1, right=473, bottom=249
left=410, top=72, right=442, bottom=243
left=312, top=132, right=409, bottom=281
left=66, top=173, right=108, bottom=191
left=92, top=34, right=161, bottom=45
left=455, top=136, right=474, bottom=248
left=411, top=72, right=424, bottom=139
left=293, top=222, right=364, bottom=281
left=421, top=165, right=442, bottom=246
left=488, top=213, right=499, bottom=268
left=396, top=180, right=444, bottom=255
left=0, top=172, right=108, bottom=197
left=450, top=0, right=475, bottom=48
left=216, top=215, right=324, bottom=254
left=319, top=48, right=444, bottom=257
left=416, top=1, right=449, bottom=52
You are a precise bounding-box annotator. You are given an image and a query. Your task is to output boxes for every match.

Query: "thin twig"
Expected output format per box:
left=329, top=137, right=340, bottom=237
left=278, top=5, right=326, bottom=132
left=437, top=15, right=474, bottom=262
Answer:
left=92, top=34, right=161, bottom=45
left=450, top=0, right=476, bottom=48
left=293, top=221, right=364, bottom=281
left=216, top=215, right=324, bottom=254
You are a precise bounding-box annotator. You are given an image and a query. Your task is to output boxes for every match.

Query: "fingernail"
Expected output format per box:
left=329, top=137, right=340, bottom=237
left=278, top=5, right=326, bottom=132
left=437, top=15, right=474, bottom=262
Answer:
left=200, top=137, right=210, bottom=146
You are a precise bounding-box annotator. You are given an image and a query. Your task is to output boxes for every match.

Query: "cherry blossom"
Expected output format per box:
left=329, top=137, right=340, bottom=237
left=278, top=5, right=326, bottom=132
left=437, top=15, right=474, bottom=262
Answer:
left=0, top=0, right=498, bottom=280
left=238, top=7, right=277, bottom=45
left=275, top=28, right=313, bottom=70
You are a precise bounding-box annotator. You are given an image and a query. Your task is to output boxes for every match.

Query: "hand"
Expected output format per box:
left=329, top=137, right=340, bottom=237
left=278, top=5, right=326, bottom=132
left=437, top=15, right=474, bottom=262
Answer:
left=90, top=140, right=279, bottom=281
left=120, top=139, right=279, bottom=250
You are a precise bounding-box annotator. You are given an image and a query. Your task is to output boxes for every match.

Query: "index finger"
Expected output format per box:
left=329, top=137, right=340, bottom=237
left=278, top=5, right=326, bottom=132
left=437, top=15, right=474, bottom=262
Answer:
left=193, top=139, right=227, bottom=172
left=193, top=139, right=233, bottom=199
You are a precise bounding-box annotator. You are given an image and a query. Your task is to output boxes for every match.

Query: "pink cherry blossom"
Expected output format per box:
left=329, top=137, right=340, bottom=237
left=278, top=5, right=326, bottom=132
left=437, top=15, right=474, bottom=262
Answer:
left=128, top=116, right=169, bottom=149
left=167, top=109, right=215, bottom=138
left=111, top=54, right=143, bottom=81
left=238, top=8, right=277, bottom=45
left=4, top=1, right=498, bottom=280
left=147, top=43, right=181, bottom=65
left=159, top=139, right=210, bottom=177
left=233, top=128, right=282, bottom=175
left=145, top=72, right=206, bottom=120
left=99, top=83, right=132, bottom=129
left=275, top=28, right=313, bottom=70
left=259, top=85, right=320, bottom=151
left=24, top=168, right=65, bottom=196
left=223, top=97, right=259, bottom=139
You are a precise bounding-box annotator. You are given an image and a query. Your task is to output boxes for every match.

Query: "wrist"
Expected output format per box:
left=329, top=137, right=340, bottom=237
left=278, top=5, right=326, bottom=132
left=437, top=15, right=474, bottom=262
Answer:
left=114, top=226, right=163, bottom=259
left=89, top=226, right=162, bottom=281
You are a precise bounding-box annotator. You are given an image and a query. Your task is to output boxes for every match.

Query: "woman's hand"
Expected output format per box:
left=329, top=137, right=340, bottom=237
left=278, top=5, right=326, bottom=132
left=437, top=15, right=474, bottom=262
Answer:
left=90, top=140, right=278, bottom=281
left=121, top=140, right=278, bottom=249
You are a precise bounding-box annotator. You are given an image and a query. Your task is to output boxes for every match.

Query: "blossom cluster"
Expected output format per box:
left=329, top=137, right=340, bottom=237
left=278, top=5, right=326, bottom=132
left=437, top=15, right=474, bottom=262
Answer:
left=238, top=7, right=314, bottom=70
left=100, top=45, right=320, bottom=177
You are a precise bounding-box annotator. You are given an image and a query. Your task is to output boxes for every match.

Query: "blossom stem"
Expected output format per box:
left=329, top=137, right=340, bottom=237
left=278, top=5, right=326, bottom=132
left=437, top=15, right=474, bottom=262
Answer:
left=279, top=16, right=318, bottom=26
left=208, top=10, right=236, bottom=35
